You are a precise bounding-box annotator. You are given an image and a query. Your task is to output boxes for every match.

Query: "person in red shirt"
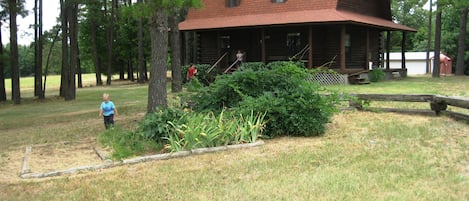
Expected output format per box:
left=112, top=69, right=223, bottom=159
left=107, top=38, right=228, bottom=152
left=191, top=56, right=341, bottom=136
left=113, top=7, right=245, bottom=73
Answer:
left=186, top=64, right=197, bottom=81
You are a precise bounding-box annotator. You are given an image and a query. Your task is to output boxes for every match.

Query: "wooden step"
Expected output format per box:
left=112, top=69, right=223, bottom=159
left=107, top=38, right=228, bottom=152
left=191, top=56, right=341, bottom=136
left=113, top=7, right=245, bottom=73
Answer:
left=349, top=77, right=370, bottom=85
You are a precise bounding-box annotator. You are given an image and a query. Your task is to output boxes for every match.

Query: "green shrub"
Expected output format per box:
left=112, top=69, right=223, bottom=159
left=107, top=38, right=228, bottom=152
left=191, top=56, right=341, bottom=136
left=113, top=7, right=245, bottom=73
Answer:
left=192, top=62, right=310, bottom=112
left=136, top=107, right=186, bottom=144
left=369, top=68, right=385, bottom=82
left=98, top=127, right=162, bottom=159
left=266, top=61, right=305, bottom=69
left=192, top=62, right=339, bottom=137
left=239, top=84, right=338, bottom=137
left=186, top=77, right=203, bottom=92
left=239, top=62, right=266, bottom=71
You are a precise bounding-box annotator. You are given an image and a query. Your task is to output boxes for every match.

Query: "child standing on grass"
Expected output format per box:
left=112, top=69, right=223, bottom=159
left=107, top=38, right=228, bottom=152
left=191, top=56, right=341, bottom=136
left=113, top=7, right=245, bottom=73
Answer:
left=99, top=93, right=118, bottom=129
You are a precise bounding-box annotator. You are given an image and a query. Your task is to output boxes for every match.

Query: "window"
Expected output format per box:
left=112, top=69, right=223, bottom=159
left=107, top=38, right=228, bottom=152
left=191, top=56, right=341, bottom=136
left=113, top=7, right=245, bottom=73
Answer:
left=287, top=33, right=301, bottom=56
left=271, top=0, right=287, bottom=3
left=226, top=0, right=240, bottom=7
left=345, top=33, right=351, bottom=61
left=220, top=36, right=231, bottom=49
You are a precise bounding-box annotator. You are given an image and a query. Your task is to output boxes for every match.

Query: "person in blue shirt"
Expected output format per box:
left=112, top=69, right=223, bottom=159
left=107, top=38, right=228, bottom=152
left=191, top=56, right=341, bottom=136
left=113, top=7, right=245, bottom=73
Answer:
left=99, top=93, right=118, bottom=129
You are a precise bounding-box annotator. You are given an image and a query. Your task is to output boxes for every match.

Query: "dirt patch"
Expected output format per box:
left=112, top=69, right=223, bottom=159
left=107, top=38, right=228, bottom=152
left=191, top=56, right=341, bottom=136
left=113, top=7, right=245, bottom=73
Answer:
left=0, top=148, right=25, bottom=183
left=0, top=140, right=105, bottom=183
left=27, top=141, right=103, bottom=173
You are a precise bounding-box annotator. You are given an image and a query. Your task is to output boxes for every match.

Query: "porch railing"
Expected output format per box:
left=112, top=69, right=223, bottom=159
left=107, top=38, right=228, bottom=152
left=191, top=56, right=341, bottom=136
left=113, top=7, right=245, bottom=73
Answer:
left=289, top=44, right=310, bottom=61
left=223, top=60, right=239, bottom=73
left=207, top=52, right=228, bottom=73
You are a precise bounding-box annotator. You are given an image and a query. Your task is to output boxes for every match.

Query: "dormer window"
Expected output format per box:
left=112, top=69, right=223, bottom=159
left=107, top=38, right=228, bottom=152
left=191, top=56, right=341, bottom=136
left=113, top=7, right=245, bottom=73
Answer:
left=271, top=0, right=287, bottom=3
left=226, top=0, right=240, bottom=7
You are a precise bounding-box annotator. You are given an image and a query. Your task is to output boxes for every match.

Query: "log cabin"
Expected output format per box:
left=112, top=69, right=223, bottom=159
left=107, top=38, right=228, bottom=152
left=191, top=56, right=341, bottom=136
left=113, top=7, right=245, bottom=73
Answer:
left=179, top=0, right=416, bottom=78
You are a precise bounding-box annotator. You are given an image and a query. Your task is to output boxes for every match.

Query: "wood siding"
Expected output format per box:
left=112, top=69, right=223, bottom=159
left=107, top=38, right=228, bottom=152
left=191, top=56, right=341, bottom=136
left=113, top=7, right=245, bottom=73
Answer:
left=198, top=32, right=218, bottom=64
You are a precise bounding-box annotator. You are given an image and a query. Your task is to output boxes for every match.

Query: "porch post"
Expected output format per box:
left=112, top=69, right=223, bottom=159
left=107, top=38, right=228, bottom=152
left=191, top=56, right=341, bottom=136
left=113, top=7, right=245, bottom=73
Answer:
left=386, top=31, right=391, bottom=70
left=261, top=28, right=266, bottom=63
left=193, top=31, right=198, bottom=63
left=308, top=26, right=313, bottom=69
left=217, top=31, right=221, bottom=58
left=365, top=29, right=370, bottom=70
left=340, top=25, right=346, bottom=71
left=401, top=31, right=406, bottom=70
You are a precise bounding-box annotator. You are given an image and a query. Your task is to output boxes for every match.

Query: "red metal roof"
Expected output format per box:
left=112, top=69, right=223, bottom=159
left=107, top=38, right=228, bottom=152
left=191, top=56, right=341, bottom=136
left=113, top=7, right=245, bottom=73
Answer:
left=179, top=0, right=415, bottom=32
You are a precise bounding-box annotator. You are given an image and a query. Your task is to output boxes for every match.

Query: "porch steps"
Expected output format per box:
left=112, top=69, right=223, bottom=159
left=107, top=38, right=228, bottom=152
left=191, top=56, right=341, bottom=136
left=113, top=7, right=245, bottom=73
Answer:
left=348, top=71, right=370, bottom=85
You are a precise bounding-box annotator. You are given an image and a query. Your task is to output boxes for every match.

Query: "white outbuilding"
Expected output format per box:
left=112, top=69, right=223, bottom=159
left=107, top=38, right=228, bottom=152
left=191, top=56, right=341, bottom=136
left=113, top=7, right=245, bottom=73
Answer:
left=385, top=52, right=452, bottom=75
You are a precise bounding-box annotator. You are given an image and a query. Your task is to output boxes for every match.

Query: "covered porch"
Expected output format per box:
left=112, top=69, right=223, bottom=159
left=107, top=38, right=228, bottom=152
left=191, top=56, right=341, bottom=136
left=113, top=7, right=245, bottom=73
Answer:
left=190, top=24, right=410, bottom=76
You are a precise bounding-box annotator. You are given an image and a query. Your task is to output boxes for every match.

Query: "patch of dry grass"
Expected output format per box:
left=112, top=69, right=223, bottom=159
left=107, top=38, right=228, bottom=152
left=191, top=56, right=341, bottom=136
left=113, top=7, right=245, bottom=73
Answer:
left=1, top=111, right=468, bottom=200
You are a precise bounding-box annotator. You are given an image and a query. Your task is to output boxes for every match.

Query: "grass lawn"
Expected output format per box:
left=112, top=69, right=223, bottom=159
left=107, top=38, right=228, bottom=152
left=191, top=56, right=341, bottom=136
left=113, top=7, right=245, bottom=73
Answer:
left=0, top=74, right=468, bottom=200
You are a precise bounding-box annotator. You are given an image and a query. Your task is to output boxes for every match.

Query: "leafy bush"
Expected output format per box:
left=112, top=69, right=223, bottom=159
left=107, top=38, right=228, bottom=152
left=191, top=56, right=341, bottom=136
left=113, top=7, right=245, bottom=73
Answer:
left=266, top=61, right=305, bottom=69
left=369, top=68, right=385, bottom=82
left=136, top=107, right=186, bottom=144
left=192, top=62, right=311, bottom=112
left=98, top=127, right=162, bottom=159
left=186, top=77, right=203, bottom=92
left=239, top=62, right=267, bottom=71
left=238, top=84, right=338, bottom=137
left=192, top=62, right=339, bottom=137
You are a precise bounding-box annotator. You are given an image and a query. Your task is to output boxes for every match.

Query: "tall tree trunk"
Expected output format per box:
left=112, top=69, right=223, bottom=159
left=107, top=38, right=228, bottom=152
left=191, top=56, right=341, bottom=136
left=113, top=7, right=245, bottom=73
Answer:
left=72, top=1, right=82, bottom=89
left=432, top=8, right=442, bottom=78
left=60, top=0, right=70, bottom=97
left=43, top=28, right=60, bottom=96
left=77, top=52, right=82, bottom=88
left=0, top=22, right=6, bottom=102
left=127, top=57, right=134, bottom=81
left=137, top=0, right=146, bottom=83
left=426, top=0, right=432, bottom=74
left=9, top=0, right=21, bottom=104
left=147, top=8, right=168, bottom=113
left=34, top=0, right=44, bottom=99
left=90, top=19, right=102, bottom=86
left=169, top=13, right=182, bottom=93
left=119, top=60, right=125, bottom=80
left=455, top=7, right=468, bottom=75
left=66, top=1, right=78, bottom=100
left=105, top=0, right=115, bottom=85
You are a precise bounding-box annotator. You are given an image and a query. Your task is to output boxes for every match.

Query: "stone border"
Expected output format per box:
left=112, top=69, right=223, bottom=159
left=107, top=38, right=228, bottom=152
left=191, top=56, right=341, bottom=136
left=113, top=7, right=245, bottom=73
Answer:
left=19, top=140, right=265, bottom=179
left=20, top=146, right=32, bottom=175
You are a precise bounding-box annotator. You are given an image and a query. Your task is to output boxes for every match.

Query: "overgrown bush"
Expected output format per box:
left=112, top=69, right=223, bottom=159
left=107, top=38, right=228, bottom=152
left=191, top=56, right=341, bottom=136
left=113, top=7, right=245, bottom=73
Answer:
left=238, top=83, right=338, bottom=137
left=192, top=62, right=339, bottom=137
left=239, top=62, right=266, bottom=71
left=369, top=68, right=385, bottom=82
left=186, top=77, right=203, bottom=92
left=98, top=127, right=162, bottom=159
left=192, top=62, right=311, bottom=111
left=135, top=107, right=186, bottom=144
left=266, top=61, right=305, bottom=69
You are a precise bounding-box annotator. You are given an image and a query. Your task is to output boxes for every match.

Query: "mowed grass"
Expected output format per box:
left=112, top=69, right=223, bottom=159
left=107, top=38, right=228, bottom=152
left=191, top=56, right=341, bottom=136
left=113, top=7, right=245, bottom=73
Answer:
left=0, top=74, right=468, bottom=200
